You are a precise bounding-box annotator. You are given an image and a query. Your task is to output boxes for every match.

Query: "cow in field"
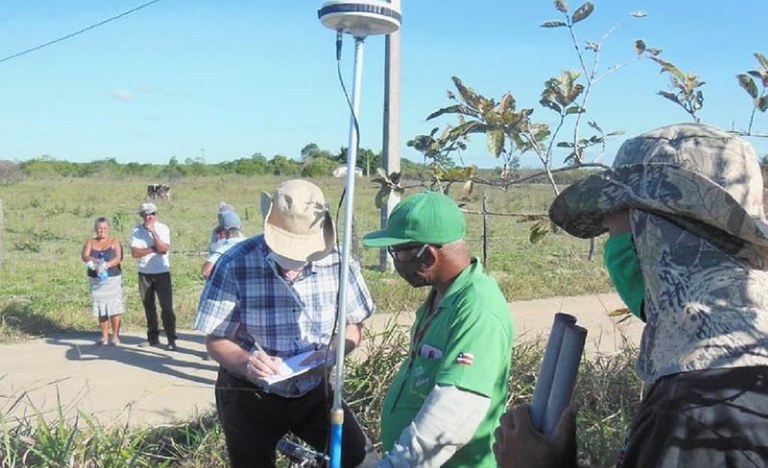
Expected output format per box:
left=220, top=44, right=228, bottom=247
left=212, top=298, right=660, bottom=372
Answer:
left=147, top=184, right=171, bottom=200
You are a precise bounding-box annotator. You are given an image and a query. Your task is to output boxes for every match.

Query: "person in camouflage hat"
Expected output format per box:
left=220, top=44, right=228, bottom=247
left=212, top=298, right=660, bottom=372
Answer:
left=493, top=123, right=768, bottom=467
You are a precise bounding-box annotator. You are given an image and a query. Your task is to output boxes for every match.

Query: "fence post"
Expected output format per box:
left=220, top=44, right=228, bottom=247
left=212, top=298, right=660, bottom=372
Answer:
left=482, top=192, right=489, bottom=270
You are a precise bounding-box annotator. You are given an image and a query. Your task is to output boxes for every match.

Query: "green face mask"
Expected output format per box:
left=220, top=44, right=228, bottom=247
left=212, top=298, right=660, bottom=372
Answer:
left=603, top=232, right=646, bottom=321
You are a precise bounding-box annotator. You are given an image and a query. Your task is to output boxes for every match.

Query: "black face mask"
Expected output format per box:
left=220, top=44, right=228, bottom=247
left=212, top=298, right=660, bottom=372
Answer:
left=392, top=246, right=432, bottom=288
left=395, top=260, right=430, bottom=287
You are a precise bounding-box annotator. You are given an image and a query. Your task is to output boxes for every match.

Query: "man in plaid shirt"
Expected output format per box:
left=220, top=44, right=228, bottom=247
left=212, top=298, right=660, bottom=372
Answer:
left=195, top=179, right=377, bottom=467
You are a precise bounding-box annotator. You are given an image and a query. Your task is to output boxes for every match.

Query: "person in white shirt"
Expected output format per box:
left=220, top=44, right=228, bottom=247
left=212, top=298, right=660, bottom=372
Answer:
left=130, top=202, right=177, bottom=351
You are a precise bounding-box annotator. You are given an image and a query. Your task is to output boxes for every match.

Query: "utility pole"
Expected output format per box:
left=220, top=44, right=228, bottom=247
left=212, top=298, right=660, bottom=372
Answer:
left=379, top=0, right=401, bottom=271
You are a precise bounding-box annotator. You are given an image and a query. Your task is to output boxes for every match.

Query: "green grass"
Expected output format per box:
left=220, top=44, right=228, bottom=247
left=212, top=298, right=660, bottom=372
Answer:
left=0, top=174, right=633, bottom=467
left=0, top=175, right=612, bottom=342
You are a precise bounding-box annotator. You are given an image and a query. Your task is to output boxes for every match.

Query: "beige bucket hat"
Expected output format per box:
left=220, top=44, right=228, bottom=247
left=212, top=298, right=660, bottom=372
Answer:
left=261, top=179, right=336, bottom=262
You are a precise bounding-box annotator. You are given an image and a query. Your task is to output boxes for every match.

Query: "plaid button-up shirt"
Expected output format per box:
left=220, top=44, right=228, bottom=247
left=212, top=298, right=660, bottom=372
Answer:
left=195, top=235, right=374, bottom=397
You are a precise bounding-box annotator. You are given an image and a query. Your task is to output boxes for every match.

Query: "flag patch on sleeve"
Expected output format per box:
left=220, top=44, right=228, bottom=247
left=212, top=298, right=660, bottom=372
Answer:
left=456, top=352, right=474, bottom=366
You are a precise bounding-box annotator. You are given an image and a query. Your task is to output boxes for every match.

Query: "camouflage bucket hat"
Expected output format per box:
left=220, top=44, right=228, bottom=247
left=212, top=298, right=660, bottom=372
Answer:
left=549, top=123, right=768, bottom=248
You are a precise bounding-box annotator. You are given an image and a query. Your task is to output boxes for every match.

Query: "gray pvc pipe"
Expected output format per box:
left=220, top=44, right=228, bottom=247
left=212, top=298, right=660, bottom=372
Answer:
left=541, top=324, right=587, bottom=435
left=529, top=313, right=577, bottom=431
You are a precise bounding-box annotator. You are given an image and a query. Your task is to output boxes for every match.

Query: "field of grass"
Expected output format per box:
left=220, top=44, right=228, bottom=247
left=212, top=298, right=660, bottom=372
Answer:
left=0, top=175, right=633, bottom=467
left=0, top=174, right=612, bottom=342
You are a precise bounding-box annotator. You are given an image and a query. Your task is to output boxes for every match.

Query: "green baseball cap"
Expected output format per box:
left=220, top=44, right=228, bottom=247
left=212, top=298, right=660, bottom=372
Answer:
left=363, top=191, right=466, bottom=247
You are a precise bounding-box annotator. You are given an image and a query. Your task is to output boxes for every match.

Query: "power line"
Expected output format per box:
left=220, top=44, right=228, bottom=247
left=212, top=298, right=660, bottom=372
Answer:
left=0, top=0, right=162, bottom=65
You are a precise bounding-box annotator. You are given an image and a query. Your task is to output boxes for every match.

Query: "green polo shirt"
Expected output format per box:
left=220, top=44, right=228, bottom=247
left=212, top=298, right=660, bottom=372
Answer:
left=381, top=259, right=515, bottom=467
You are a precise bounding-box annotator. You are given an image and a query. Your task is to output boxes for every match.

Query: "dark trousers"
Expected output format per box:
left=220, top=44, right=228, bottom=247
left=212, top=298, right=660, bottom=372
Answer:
left=138, top=271, right=176, bottom=342
left=215, top=367, right=378, bottom=468
left=619, top=366, right=768, bottom=467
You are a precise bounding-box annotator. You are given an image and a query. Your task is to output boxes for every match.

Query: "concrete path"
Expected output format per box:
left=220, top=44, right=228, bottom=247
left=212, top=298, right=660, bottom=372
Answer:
left=0, top=293, right=643, bottom=428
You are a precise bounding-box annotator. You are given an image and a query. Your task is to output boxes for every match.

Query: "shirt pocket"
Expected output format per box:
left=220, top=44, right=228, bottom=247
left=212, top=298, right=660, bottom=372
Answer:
left=409, top=355, right=441, bottom=399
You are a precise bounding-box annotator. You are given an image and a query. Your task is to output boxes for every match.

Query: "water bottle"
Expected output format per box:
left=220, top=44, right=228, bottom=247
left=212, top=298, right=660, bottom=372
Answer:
left=97, top=261, right=109, bottom=282
left=97, top=253, right=109, bottom=282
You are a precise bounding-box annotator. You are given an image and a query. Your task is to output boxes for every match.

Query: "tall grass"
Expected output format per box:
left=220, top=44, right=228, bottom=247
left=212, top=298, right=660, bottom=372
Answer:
left=0, top=337, right=641, bottom=467
left=0, top=324, right=641, bottom=467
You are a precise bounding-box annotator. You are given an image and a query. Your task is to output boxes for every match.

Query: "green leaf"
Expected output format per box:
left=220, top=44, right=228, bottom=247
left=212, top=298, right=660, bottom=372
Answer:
left=557, top=141, right=574, bottom=148
left=447, top=121, right=489, bottom=140
left=650, top=57, right=685, bottom=80
left=539, top=97, right=562, bottom=113
left=498, top=93, right=516, bottom=112
left=541, top=20, right=567, bottom=28
left=487, top=129, right=504, bottom=158
left=564, top=151, right=578, bottom=164
left=758, top=95, right=768, bottom=112
left=426, top=104, right=479, bottom=121
left=646, top=47, right=662, bottom=57
left=755, top=52, right=768, bottom=71
left=376, top=167, right=388, bottom=179
left=571, top=2, right=594, bottom=24
left=657, top=90, right=680, bottom=104
left=565, top=105, right=585, bottom=115
left=737, top=74, right=759, bottom=99
left=529, top=220, right=552, bottom=244
left=451, top=77, right=492, bottom=112
left=747, top=69, right=768, bottom=88
left=634, top=39, right=646, bottom=55
left=555, top=0, right=569, bottom=13
left=587, top=120, right=603, bottom=133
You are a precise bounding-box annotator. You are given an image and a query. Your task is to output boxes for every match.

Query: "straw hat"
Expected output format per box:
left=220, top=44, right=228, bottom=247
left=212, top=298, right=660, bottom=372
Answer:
left=261, top=179, right=335, bottom=262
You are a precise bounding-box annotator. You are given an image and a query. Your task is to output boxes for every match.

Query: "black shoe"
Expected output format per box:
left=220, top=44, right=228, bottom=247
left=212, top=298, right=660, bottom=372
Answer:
left=138, top=340, right=160, bottom=348
left=166, top=341, right=178, bottom=351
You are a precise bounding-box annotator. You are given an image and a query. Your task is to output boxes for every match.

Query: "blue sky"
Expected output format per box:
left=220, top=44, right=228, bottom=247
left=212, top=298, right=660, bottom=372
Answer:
left=1, top=1, right=766, bottom=169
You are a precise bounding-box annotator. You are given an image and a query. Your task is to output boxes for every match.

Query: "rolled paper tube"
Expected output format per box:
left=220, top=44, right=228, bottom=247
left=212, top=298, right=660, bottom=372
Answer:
left=530, top=313, right=577, bottom=431
left=541, top=324, right=587, bottom=435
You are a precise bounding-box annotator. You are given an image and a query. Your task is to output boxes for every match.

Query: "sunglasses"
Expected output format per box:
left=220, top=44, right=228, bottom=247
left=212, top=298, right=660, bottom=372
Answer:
left=387, top=244, right=429, bottom=262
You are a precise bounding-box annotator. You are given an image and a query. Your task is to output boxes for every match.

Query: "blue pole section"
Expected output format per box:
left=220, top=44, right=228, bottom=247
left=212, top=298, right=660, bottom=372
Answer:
left=530, top=313, right=577, bottom=431
left=329, top=409, right=344, bottom=468
left=542, top=324, right=587, bottom=435
left=330, top=35, right=365, bottom=468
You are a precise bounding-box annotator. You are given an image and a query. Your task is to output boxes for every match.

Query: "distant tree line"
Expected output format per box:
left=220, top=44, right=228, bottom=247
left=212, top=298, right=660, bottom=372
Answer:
left=0, top=150, right=623, bottom=186
left=0, top=142, right=496, bottom=183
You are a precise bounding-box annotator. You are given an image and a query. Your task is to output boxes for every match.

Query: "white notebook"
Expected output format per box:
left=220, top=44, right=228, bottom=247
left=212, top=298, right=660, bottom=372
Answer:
left=256, top=349, right=332, bottom=385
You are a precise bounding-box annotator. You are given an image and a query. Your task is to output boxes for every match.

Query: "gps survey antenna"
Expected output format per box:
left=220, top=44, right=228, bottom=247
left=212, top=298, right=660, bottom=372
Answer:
left=317, top=2, right=400, bottom=467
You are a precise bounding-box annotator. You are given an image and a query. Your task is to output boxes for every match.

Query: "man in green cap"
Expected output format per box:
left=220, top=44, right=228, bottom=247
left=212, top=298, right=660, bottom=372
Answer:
left=363, top=191, right=515, bottom=467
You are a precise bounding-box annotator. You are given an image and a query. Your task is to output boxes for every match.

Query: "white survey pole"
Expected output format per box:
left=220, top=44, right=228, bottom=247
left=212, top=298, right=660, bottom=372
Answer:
left=317, top=3, right=401, bottom=466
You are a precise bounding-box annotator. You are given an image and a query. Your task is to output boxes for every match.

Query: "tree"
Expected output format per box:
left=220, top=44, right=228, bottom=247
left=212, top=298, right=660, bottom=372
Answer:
left=376, top=1, right=765, bottom=249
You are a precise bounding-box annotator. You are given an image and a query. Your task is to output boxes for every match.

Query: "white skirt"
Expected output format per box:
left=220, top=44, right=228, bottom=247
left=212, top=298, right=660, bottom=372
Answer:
left=89, top=275, right=125, bottom=317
